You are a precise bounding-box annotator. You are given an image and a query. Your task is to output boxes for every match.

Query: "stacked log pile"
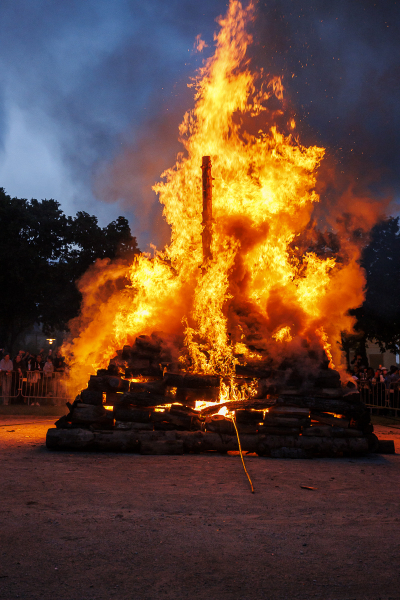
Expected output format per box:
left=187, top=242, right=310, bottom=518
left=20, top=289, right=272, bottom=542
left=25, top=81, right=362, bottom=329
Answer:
left=46, top=343, right=387, bottom=457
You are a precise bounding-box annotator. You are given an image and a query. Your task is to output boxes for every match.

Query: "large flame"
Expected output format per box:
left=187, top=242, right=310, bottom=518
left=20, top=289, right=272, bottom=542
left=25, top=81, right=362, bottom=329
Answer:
left=64, top=0, right=369, bottom=394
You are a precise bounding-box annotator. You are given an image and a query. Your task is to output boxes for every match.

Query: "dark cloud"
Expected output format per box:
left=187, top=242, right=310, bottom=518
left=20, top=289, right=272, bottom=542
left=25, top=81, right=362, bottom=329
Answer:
left=0, top=0, right=399, bottom=246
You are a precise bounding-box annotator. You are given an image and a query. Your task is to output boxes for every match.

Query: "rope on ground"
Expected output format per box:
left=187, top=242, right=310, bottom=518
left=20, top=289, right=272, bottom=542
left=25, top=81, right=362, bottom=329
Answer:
left=231, top=414, right=254, bottom=494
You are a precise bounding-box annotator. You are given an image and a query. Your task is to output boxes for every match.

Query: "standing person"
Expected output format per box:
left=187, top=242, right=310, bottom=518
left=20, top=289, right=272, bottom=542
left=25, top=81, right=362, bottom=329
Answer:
left=43, top=356, right=54, bottom=401
left=0, top=353, right=14, bottom=405
left=53, top=350, right=65, bottom=372
left=29, top=354, right=44, bottom=405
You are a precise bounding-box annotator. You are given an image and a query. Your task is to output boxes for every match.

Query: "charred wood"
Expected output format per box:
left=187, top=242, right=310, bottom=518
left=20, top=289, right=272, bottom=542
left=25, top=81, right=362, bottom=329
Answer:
left=310, top=413, right=349, bottom=428
left=277, top=395, right=366, bottom=417
left=129, top=379, right=167, bottom=394
left=70, top=404, right=111, bottom=424
left=302, top=426, right=364, bottom=438
left=205, top=416, right=235, bottom=435
left=263, top=415, right=310, bottom=428
left=120, top=391, right=170, bottom=407
left=113, top=407, right=151, bottom=422
left=46, top=428, right=95, bottom=450
left=88, top=375, right=129, bottom=393
left=258, top=426, right=301, bottom=435
left=79, top=389, right=103, bottom=406
left=163, top=373, right=220, bottom=389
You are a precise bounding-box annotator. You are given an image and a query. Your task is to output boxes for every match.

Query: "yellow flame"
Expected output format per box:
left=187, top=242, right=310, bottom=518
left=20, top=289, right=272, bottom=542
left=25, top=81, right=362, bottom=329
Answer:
left=63, top=0, right=368, bottom=396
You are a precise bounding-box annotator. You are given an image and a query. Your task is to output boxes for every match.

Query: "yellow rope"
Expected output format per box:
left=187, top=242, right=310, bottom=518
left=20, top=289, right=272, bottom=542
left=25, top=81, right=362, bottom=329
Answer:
left=231, top=414, right=254, bottom=494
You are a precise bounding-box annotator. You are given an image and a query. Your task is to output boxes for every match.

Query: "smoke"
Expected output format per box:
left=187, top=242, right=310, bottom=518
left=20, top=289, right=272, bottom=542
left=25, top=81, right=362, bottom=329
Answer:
left=0, top=0, right=398, bottom=245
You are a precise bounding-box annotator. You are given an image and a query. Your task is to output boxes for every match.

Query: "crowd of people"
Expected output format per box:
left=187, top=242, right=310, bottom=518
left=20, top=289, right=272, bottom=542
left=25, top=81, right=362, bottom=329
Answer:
left=0, top=348, right=66, bottom=405
left=350, top=354, right=400, bottom=389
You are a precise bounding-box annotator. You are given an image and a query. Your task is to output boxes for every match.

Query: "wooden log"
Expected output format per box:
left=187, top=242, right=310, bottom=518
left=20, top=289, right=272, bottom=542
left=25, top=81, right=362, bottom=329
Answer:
left=169, top=404, right=203, bottom=418
left=235, top=409, right=263, bottom=425
left=105, top=391, right=124, bottom=406
left=176, top=431, right=258, bottom=454
left=88, top=375, right=129, bottom=393
left=258, top=426, right=302, bottom=435
left=201, top=155, right=213, bottom=263
left=114, top=407, right=151, bottom=422
left=376, top=439, right=395, bottom=454
left=120, top=391, right=170, bottom=407
left=257, top=434, right=368, bottom=457
left=205, top=416, right=235, bottom=435
left=129, top=379, right=166, bottom=394
left=114, top=421, right=153, bottom=431
left=140, top=439, right=184, bottom=455
left=93, top=431, right=140, bottom=452
left=267, top=405, right=310, bottom=418
left=263, top=415, right=310, bottom=428
left=298, top=435, right=368, bottom=456
left=151, top=410, right=203, bottom=431
left=277, top=395, right=366, bottom=417
left=163, top=373, right=220, bottom=389
left=170, top=387, right=219, bottom=403
left=310, top=412, right=349, bottom=428
left=46, top=428, right=95, bottom=450
left=256, top=435, right=299, bottom=455
left=303, top=426, right=364, bottom=438
left=70, top=404, right=110, bottom=424
left=200, top=398, right=276, bottom=416
left=135, top=334, right=162, bottom=354
left=79, top=389, right=103, bottom=406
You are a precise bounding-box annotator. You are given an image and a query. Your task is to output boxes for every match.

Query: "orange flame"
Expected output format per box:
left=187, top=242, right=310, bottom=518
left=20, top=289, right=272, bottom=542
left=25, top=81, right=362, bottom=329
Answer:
left=63, top=0, right=371, bottom=395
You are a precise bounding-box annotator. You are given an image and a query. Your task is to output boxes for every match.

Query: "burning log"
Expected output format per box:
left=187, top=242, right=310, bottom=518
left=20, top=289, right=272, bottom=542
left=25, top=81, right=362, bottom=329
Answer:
left=151, top=410, right=203, bottom=431
left=310, top=412, right=350, bottom=428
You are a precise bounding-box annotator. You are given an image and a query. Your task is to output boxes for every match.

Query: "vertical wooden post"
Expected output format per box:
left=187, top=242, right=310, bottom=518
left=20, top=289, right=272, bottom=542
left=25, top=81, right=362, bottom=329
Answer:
left=201, top=156, right=213, bottom=264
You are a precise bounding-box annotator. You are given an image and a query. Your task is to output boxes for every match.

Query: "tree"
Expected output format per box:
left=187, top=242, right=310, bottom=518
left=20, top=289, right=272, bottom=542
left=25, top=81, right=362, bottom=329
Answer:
left=0, top=188, right=139, bottom=353
left=351, top=217, right=400, bottom=353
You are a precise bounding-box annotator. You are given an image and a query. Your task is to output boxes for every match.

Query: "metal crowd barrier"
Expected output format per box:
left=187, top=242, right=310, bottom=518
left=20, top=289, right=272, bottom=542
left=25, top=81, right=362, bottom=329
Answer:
left=358, top=380, right=400, bottom=418
left=0, top=371, right=71, bottom=406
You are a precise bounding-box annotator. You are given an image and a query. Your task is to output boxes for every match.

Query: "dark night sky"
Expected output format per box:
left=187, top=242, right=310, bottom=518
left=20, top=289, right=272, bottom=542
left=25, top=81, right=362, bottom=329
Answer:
left=0, top=0, right=399, bottom=248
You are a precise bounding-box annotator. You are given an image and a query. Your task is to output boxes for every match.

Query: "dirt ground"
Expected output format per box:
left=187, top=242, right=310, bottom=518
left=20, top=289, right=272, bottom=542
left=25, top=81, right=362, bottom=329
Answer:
left=1, top=416, right=400, bottom=600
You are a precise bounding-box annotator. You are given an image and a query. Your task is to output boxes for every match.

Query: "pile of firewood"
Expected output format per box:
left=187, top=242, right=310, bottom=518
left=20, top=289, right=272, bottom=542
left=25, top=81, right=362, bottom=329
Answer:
left=46, top=350, right=387, bottom=456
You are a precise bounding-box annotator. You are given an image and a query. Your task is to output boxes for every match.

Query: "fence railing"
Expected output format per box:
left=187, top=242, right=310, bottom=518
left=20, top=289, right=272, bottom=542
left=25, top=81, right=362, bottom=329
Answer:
left=0, top=371, right=72, bottom=406
left=358, top=380, right=400, bottom=418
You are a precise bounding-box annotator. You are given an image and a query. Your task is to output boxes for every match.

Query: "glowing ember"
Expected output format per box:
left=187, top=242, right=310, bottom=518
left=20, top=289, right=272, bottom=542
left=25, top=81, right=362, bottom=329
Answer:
left=63, top=0, right=368, bottom=398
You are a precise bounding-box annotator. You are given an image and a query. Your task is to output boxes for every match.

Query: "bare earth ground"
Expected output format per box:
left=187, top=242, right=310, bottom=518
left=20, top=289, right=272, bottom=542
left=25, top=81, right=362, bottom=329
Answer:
left=1, top=416, right=400, bottom=600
